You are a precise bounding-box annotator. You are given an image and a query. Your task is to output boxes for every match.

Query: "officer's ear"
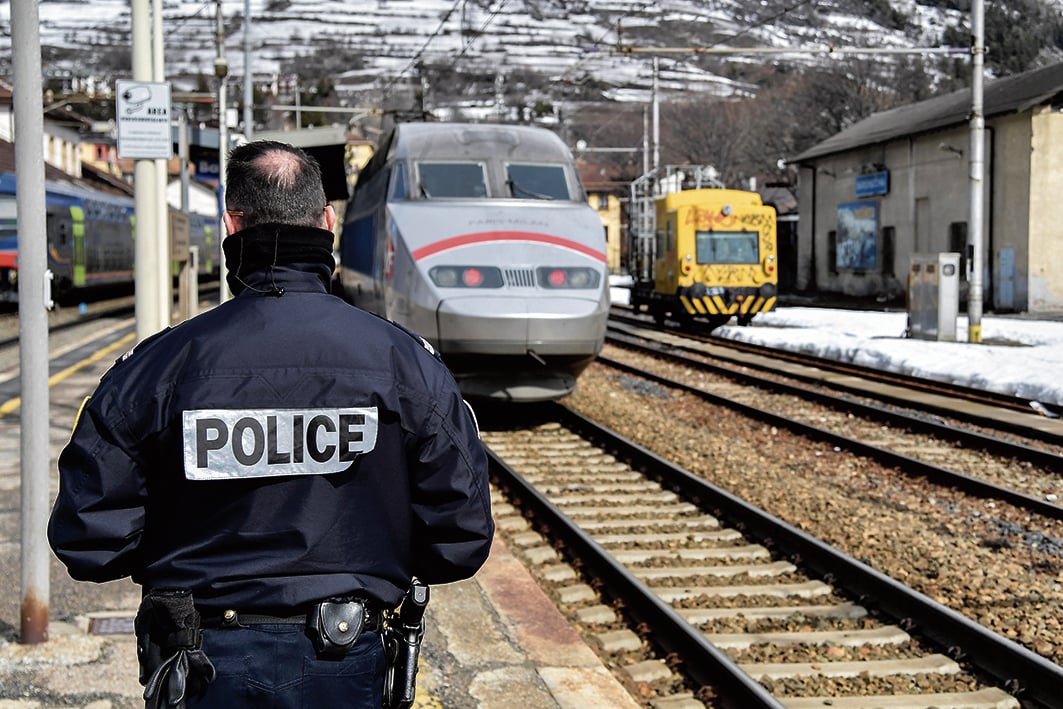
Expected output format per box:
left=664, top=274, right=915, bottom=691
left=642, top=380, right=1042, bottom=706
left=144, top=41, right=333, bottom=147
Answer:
left=323, top=204, right=337, bottom=232
left=223, top=210, right=243, bottom=235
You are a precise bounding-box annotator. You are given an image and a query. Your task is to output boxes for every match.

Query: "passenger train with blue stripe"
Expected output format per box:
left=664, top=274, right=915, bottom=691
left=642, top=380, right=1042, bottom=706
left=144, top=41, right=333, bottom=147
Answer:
left=0, top=173, right=219, bottom=305
left=338, top=122, right=610, bottom=402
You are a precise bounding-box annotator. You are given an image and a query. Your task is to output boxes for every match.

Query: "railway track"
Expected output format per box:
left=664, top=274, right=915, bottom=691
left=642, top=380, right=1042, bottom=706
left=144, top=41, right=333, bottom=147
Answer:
left=484, top=405, right=1063, bottom=708
left=603, top=319, right=1063, bottom=521
left=609, top=309, right=1063, bottom=434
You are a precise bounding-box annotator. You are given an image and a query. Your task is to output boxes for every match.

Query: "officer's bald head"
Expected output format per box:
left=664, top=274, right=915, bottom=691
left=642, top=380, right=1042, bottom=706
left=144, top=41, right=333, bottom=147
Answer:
left=224, top=140, right=328, bottom=229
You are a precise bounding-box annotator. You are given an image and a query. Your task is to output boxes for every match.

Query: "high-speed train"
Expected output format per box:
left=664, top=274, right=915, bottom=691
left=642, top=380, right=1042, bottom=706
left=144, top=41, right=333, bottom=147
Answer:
left=338, top=122, right=610, bottom=402
left=0, top=172, right=219, bottom=304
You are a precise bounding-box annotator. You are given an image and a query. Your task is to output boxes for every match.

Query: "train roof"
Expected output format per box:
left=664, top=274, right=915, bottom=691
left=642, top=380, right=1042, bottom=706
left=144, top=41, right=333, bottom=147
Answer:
left=0, top=172, right=134, bottom=209
left=659, top=188, right=765, bottom=208
left=388, top=122, right=572, bottom=162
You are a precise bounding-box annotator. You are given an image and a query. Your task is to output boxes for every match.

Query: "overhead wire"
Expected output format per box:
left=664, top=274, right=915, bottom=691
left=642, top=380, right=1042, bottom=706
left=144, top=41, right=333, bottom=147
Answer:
left=377, top=0, right=816, bottom=102
left=454, top=0, right=509, bottom=60
left=380, top=0, right=466, bottom=96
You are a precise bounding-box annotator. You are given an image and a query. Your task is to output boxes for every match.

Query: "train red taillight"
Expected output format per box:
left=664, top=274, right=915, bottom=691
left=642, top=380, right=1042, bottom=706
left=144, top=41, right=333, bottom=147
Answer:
left=463, top=268, right=483, bottom=286
left=428, top=266, right=503, bottom=288
left=536, top=267, right=600, bottom=289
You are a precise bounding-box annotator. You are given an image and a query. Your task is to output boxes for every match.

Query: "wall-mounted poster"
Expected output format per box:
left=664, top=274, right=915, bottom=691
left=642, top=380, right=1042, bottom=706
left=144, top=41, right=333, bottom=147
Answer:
left=837, top=201, right=878, bottom=271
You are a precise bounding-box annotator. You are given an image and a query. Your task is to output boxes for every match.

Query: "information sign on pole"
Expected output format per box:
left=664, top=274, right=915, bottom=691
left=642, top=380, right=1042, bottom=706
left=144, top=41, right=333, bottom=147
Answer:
left=116, top=80, right=173, bottom=159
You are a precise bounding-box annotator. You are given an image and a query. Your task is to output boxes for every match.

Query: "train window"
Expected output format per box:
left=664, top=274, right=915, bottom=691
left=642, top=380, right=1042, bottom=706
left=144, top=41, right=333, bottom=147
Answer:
left=695, top=230, right=759, bottom=264
left=416, top=162, right=488, bottom=198
left=0, top=196, right=16, bottom=227
left=505, top=163, right=569, bottom=200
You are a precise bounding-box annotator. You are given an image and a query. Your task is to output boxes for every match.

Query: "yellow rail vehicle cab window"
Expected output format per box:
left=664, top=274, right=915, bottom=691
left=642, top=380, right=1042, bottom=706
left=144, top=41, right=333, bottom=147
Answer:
left=695, top=230, right=760, bottom=265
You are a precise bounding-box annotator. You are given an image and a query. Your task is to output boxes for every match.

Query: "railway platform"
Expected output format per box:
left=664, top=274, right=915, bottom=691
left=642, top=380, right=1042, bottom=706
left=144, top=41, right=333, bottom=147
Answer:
left=0, top=329, right=642, bottom=709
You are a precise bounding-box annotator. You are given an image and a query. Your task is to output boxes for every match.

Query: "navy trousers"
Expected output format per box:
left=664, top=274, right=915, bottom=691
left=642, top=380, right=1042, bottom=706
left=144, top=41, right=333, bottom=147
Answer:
left=184, top=623, right=385, bottom=708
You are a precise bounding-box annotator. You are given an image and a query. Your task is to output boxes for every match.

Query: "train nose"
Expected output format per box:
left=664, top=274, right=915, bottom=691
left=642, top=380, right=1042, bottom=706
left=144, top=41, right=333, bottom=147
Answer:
left=434, top=295, right=607, bottom=355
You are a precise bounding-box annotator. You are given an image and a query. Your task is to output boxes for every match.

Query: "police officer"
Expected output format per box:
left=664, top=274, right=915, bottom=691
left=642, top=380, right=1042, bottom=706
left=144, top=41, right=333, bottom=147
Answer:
left=48, top=140, right=495, bottom=708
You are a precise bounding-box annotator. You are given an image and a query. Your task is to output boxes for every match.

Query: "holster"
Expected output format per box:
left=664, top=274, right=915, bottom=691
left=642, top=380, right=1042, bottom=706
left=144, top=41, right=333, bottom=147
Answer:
left=134, top=589, right=217, bottom=709
left=383, top=580, right=429, bottom=709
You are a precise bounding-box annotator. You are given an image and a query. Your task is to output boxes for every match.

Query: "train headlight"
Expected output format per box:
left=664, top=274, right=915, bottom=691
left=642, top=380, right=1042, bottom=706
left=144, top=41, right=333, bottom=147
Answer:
left=429, top=265, right=503, bottom=288
left=536, top=267, right=600, bottom=289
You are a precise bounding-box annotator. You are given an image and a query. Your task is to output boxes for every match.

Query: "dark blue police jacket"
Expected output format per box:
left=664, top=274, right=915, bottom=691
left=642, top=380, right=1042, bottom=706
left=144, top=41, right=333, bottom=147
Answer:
left=48, top=229, right=494, bottom=613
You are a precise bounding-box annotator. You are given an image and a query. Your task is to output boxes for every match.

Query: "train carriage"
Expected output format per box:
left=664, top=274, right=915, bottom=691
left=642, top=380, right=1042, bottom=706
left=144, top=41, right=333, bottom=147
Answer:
left=339, top=122, right=610, bottom=402
left=631, top=185, right=778, bottom=330
left=0, top=173, right=219, bottom=304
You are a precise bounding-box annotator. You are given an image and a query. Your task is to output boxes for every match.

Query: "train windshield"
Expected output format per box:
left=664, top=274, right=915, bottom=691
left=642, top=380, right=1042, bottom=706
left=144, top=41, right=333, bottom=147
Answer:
left=416, top=162, right=488, bottom=198
left=505, top=163, right=569, bottom=200
left=695, top=230, right=760, bottom=265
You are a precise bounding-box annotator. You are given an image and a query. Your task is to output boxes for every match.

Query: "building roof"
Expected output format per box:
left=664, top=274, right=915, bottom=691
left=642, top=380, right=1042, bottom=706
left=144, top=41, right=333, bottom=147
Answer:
left=790, top=61, right=1063, bottom=164
left=0, top=139, right=132, bottom=196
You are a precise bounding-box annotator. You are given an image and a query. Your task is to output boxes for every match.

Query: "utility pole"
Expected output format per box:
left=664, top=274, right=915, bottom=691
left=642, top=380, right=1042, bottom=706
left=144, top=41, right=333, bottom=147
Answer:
left=216, top=0, right=230, bottom=301
left=12, top=0, right=50, bottom=645
left=132, top=0, right=163, bottom=340
left=967, top=0, right=986, bottom=343
left=152, top=0, right=169, bottom=329
left=651, top=57, right=659, bottom=172
left=243, top=0, right=253, bottom=140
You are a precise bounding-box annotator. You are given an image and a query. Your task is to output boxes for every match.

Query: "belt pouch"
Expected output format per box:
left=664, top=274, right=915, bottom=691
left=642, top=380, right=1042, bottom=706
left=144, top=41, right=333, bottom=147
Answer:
left=307, top=600, right=365, bottom=658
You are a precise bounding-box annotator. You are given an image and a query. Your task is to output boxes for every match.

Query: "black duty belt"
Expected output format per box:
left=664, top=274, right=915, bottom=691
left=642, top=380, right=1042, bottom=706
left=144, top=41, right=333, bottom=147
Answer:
left=201, top=601, right=386, bottom=633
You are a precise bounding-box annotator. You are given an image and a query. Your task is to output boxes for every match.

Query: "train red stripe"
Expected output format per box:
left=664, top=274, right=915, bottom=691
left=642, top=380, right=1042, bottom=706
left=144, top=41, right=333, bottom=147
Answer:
left=411, top=231, right=606, bottom=263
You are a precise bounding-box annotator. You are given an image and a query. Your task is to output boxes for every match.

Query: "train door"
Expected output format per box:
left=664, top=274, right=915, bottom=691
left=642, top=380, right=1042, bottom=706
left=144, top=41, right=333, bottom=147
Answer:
left=45, top=205, right=82, bottom=291
left=654, top=209, right=677, bottom=294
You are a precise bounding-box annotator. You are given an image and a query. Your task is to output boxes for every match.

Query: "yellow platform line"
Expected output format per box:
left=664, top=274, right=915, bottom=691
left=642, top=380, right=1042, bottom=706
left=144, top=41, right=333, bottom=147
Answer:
left=0, top=332, right=136, bottom=417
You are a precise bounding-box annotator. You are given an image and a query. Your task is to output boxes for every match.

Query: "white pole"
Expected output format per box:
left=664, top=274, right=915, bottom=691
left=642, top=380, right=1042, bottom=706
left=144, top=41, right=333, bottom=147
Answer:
left=216, top=0, right=230, bottom=302
left=132, top=0, right=161, bottom=340
left=967, top=0, right=986, bottom=343
left=651, top=57, right=659, bottom=172
left=11, top=0, right=50, bottom=645
left=244, top=0, right=253, bottom=140
left=153, top=0, right=170, bottom=326
left=642, top=106, right=649, bottom=176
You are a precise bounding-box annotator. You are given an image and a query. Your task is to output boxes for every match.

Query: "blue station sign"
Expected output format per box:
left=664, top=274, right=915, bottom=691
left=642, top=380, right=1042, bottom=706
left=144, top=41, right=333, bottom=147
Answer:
left=855, top=171, right=889, bottom=197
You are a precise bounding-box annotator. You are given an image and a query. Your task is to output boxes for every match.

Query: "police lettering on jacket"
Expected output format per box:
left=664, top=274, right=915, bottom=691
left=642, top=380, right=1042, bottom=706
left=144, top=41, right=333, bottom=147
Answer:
left=181, top=407, right=379, bottom=480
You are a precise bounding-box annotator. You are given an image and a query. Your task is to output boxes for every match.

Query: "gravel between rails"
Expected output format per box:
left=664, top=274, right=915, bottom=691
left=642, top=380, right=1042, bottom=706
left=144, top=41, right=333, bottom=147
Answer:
left=563, top=356, right=1063, bottom=668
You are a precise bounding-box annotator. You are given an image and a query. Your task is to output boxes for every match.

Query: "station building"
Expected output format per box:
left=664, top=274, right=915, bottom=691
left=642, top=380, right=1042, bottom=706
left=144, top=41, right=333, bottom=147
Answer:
left=790, top=61, right=1063, bottom=314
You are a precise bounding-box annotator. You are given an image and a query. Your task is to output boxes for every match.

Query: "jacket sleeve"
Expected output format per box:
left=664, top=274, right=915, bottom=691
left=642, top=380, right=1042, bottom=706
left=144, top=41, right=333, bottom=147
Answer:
left=408, top=389, right=494, bottom=584
left=47, top=394, right=146, bottom=583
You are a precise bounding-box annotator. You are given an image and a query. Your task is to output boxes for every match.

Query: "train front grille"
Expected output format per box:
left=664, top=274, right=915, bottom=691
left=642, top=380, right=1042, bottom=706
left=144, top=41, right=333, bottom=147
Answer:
left=504, top=268, right=536, bottom=288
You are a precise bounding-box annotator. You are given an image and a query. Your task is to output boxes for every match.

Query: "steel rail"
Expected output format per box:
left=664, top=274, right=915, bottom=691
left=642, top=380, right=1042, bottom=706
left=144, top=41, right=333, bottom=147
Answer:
left=597, top=352, right=1063, bottom=521
left=486, top=438, right=787, bottom=709
left=606, top=330, right=1063, bottom=470
left=547, top=403, right=1063, bottom=709
left=609, top=310, right=1063, bottom=423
